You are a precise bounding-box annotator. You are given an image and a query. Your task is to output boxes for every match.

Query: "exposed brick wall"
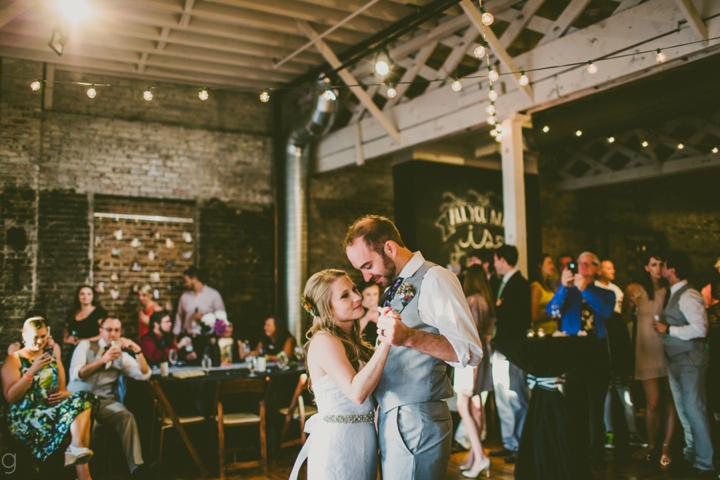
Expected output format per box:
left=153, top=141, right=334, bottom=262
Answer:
left=0, top=58, right=275, bottom=350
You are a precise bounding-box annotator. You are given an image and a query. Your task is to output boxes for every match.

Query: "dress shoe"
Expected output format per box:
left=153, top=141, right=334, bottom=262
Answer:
left=489, top=448, right=515, bottom=457
left=462, top=456, right=491, bottom=478
left=628, top=433, right=648, bottom=447
left=64, top=445, right=93, bottom=466
left=504, top=453, right=516, bottom=464
left=694, top=468, right=719, bottom=477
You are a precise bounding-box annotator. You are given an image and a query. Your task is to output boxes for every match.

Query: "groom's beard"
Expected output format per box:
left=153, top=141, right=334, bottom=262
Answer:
left=374, top=251, right=397, bottom=287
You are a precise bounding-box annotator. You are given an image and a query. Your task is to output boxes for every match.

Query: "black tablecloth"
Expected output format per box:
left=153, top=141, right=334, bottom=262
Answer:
left=495, top=337, right=596, bottom=480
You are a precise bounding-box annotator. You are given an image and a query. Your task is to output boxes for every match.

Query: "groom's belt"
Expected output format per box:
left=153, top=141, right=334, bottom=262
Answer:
left=322, top=411, right=374, bottom=424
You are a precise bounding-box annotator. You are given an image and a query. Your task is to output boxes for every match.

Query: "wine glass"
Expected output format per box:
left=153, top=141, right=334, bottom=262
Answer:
left=246, top=355, right=257, bottom=377
left=167, top=349, right=178, bottom=367
left=294, top=346, right=305, bottom=362
left=277, top=351, right=289, bottom=370
left=201, top=354, right=212, bottom=373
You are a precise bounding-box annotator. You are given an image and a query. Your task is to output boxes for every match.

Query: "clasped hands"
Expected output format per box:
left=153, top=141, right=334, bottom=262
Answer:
left=376, top=307, right=408, bottom=347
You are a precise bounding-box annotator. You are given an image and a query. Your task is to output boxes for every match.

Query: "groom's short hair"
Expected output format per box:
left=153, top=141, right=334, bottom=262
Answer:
left=344, top=215, right=405, bottom=254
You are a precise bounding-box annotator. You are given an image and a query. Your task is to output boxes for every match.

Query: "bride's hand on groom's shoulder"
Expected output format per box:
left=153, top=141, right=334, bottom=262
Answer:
left=376, top=307, right=409, bottom=347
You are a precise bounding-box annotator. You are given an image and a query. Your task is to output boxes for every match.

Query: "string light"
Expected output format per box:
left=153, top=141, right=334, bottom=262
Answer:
left=518, top=70, right=529, bottom=86
left=487, top=66, right=499, bottom=82
left=143, top=87, right=153, bottom=101
left=712, top=147, right=718, bottom=154
left=473, top=44, right=486, bottom=59
left=542, top=125, right=550, bottom=133
left=86, top=85, right=96, bottom=99
left=487, top=115, right=496, bottom=125
left=375, top=52, right=390, bottom=76
left=451, top=79, right=463, bottom=92
left=30, top=80, right=41, bottom=91
left=198, top=88, right=209, bottom=101
left=480, top=7, right=494, bottom=26
left=260, top=88, right=270, bottom=103
left=486, top=103, right=496, bottom=115
left=386, top=84, right=397, bottom=99
left=677, top=143, right=684, bottom=150
left=576, top=130, right=583, bottom=137
left=322, top=87, right=337, bottom=101
left=488, top=86, right=498, bottom=101
left=641, top=141, right=649, bottom=147
left=607, top=136, right=615, bottom=144
left=489, top=129, right=498, bottom=137
left=656, top=49, right=667, bottom=64
left=587, top=61, right=598, bottom=74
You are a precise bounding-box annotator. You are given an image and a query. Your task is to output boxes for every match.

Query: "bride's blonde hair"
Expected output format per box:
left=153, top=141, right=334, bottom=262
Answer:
left=302, top=269, right=373, bottom=373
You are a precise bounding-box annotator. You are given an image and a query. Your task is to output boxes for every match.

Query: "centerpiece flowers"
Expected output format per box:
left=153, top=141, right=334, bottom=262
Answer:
left=198, top=310, right=230, bottom=337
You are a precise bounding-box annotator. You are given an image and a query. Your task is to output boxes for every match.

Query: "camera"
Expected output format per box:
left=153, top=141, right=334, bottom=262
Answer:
left=567, top=261, right=578, bottom=274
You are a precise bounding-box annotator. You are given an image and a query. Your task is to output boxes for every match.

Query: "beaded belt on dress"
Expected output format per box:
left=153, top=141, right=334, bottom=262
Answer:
left=322, top=411, right=374, bottom=424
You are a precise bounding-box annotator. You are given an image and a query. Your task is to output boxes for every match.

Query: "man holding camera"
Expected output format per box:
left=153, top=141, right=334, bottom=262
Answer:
left=546, top=252, right=616, bottom=469
left=68, top=317, right=152, bottom=477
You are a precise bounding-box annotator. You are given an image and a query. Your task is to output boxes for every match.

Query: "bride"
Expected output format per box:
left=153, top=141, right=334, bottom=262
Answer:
left=290, top=269, right=394, bottom=480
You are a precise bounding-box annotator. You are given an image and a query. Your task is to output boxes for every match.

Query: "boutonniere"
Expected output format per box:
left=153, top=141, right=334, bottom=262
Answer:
left=496, top=298, right=503, bottom=307
left=395, top=283, right=415, bottom=313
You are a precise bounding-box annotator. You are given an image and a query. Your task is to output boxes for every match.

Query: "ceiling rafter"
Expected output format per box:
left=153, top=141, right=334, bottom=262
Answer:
left=674, top=0, right=709, bottom=41
left=538, top=0, right=593, bottom=46
left=0, top=0, right=39, bottom=28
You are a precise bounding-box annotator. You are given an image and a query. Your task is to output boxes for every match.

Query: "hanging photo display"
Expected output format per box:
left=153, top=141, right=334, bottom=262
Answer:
left=110, top=288, right=120, bottom=300
left=153, top=289, right=160, bottom=299
left=110, top=271, right=119, bottom=282
left=130, top=237, right=141, bottom=248
left=182, top=232, right=193, bottom=243
left=95, top=236, right=104, bottom=247
left=148, top=250, right=156, bottom=260
left=183, top=250, right=193, bottom=259
left=96, top=282, right=105, bottom=293
left=113, top=229, right=123, bottom=240
left=165, top=237, right=175, bottom=249
left=131, top=261, right=142, bottom=272
left=111, top=248, right=121, bottom=258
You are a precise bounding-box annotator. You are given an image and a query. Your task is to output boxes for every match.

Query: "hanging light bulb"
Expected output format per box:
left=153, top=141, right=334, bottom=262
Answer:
left=259, top=88, right=270, bottom=103
left=143, top=88, right=153, bottom=101
left=677, top=143, right=684, bottom=150
left=575, top=130, right=583, bottom=137
left=518, top=70, right=529, bottom=86
left=386, top=84, right=397, bottom=99
left=489, top=129, right=498, bottom=137
left=473, top=44, right=486, bottom=59
left=480, top=7, right=494, bottom=26
left=641, top=141, right=649, bottom=148
left=198, top=88, right=209, bottom=101
left=542, top=125, right=550, bottom=133
left=487, top=115, right=496, bottom=125
left=451, top=79, right=462, bottom=92
left=587, top=61, right=598, bottom=74
left=495, top=133, right=504, bottom=143
left=488, top=87, right=498, bottom=101
left=375, top=52, right=390, bottom=76
left=712, top=147, right=718, bottom=154
left=86, top=85, right=96, bottom=99
left=656, top=49, right=667, bottom=64
left=30, top=80, right=41, bottom=91
left=322, top=87, right=337, bottom=101
left=607, top=136, right=615, bottom=144
left=487, top=66, right=499, bottom=82
left=486, top=103, right=496, bottom=115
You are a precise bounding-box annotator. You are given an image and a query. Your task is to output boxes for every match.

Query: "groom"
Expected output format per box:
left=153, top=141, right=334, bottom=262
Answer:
left=345, top=215, right=483, bottom=480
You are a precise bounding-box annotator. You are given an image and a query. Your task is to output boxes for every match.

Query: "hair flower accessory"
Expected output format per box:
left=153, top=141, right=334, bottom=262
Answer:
left=301, top=297, right=319, bottom=317
left=395, top=283, right=415, bottom=313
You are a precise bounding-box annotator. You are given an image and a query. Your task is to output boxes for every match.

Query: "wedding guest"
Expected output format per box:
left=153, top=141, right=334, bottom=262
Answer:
left=546, top=251, right=615, bottom=470
left=64, top=285, right=107, bottom=346
left=1, top=317, right=98, bottom=480
left=173, top=267, right=225, bottom=336
left=7, top=310, right=55, bottom=355
left=551, top=253, right=574, bottom=291
left=68, top=317, right=152, bottom=476
left=530, top=253, right=557, bottom=334
left=251, top=316, right=296, bottom=360
left=140, top=311, right=196, bottom=366
left=454, top=264, right=494, bottom=477
left=701, top=257, right=720, bottom=309
left=706, top=277, right=720, bottom=424
left=597, top=259, right=624, bottom=314
left=358, top=282, right=381, bottom=345
left=623, top=253, right=676, bottom=465
left=653, top=252, right=715, bottom=477
left=468, top=249, right=500, bottom=300
left=137, top=284, right=162, bottom=340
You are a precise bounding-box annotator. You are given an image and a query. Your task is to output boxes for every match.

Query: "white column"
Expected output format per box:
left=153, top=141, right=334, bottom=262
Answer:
left=500, top=114, right=530, bottom=276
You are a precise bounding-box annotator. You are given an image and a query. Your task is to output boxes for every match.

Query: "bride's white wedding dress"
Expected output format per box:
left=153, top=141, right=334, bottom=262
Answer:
left=289, top=373, right=377, bottom=480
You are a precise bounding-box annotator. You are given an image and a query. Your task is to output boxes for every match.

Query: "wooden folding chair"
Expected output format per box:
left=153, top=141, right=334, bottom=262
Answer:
left=214, top=376, right=272, bottom=479
left=278, top=373, right=317, bottom=448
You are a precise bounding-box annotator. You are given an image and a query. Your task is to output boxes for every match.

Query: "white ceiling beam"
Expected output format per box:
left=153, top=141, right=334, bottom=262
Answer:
left=461, top=0, right=534, bottom=101
left=425, top=27, right=477, bottom=93
left=294, top=0, right=413, bottom=21
left=385, top=41, right=437, bottom=107
left=539, top=0, right=593, bottom=45
left=297, top=20, right=401, bottom=144
left=498, top=0, right=545, bottom=49
left=156, top=26, right=171, bottom=51
left=179, top=0, right=195, bottom=28
left=614, top=0, right=643, bottom=14
left=0, top=0, right=38, bottom=28
left=315, top=0, right=720, bottom=172
left=137, top=52, right=149, bottom=73
left=674, top=0, right=708, bottom=41
left=634, top=129, right=663, bottom=170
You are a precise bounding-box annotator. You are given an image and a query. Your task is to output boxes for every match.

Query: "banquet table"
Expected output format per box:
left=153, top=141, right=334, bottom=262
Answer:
left=130, top=362, right=305, bottom=476
left=495, top=336, right=596, bottom=480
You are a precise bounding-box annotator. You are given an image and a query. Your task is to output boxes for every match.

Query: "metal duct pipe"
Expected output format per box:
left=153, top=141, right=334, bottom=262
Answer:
left=284, top=82, right=338, bottom=341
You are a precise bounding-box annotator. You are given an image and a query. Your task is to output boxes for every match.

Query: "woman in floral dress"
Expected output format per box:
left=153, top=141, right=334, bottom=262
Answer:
left=1, top=317, right=98, bottom=479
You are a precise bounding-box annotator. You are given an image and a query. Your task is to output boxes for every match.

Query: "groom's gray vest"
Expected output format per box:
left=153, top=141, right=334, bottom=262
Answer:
left=662, top=283, right=705, bottom=357
left=374, top=260, right=453, bottom=412
left=67, top=340, right=123, bottom=401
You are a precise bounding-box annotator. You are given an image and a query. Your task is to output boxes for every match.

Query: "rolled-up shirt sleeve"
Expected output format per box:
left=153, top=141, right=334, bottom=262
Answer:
left=669, top=289, right=709, bottom=340
left=69, top=340, right=91, bottom=382
left=121, top=352, right=152, bottom=381
left=418, top=267, right=484, bottom=368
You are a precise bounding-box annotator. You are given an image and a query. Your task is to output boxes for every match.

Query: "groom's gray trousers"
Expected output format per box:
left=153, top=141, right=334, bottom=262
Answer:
left=378, top=400, right=453, bottom=480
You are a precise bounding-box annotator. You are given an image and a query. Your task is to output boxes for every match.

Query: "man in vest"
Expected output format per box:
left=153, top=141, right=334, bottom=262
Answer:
left=344, top=215, right=483, bottom=480
left=68, top=316, right=152, bottom=476
left=653, top=251, right=715, bottom=476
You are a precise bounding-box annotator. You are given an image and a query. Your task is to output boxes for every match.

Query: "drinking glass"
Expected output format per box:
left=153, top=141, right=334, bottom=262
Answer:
left=246, top=355, right=257, bottom=376
left=201, top=355, right=212, bottom=373
left=294, top=346, right=305, bottom=362
left=277, top=351, right=289, bottom=370
left=168, top=349, right=178, bottom=367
